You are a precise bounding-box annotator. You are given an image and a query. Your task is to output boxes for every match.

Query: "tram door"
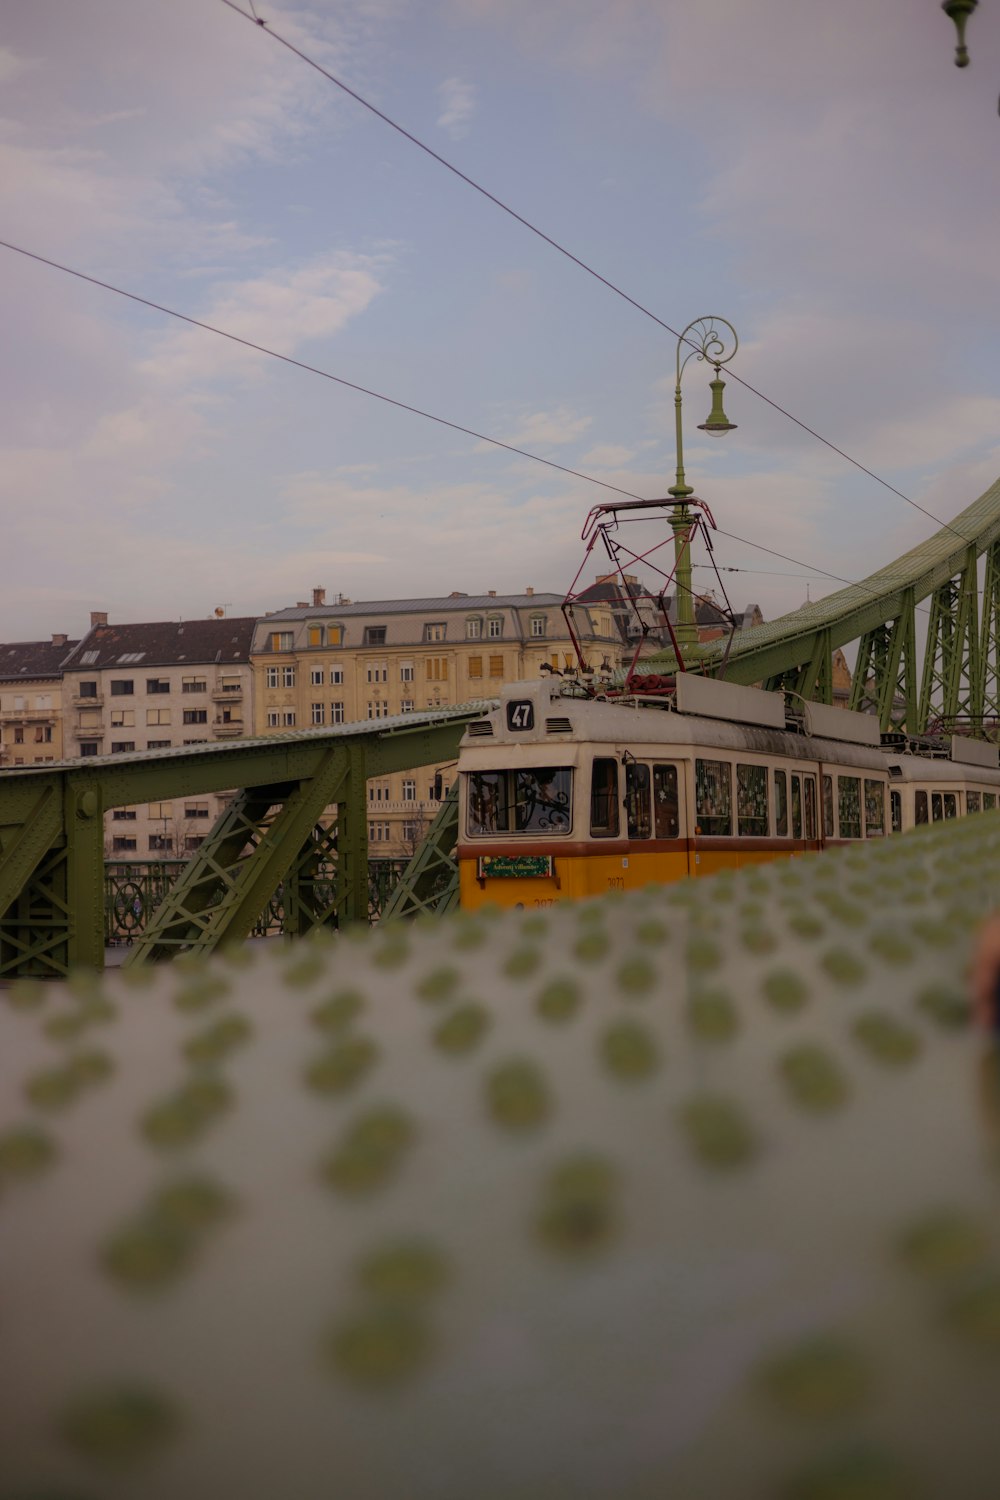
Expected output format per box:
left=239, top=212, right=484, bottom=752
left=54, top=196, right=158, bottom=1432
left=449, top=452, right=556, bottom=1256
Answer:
left=790, top=774, right=819, bottom=842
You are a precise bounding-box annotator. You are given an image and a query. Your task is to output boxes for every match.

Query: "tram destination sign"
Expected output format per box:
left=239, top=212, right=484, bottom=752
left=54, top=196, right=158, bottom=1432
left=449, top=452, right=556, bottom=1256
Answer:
left=478, top=854, right=553, bottom=879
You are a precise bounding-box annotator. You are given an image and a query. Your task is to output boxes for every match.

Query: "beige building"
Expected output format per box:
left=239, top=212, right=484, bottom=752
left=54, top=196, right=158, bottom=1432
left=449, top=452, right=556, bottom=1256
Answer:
left=0, top=635, right=77, bottom=767
left=251, top=587, right=623, bottom=853
left=60, top=613, right=256, bottom=859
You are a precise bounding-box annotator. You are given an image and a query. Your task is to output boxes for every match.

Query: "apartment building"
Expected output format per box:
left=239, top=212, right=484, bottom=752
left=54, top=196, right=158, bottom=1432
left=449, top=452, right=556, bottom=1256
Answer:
left=60, top=613, right=256, bottom=858
left=251, top=586, right=623, bottom=853
left=0, top=635, right=77, bottom=767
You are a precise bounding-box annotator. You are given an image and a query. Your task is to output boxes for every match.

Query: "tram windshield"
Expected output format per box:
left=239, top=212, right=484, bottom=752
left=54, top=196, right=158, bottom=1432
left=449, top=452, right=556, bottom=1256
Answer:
left=466, top=767, right=573, bottom=836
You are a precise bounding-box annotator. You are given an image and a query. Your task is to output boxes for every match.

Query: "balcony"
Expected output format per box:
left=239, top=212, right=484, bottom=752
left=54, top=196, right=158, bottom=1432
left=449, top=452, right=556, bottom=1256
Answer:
left=213, top=718, right=245, bottom=737
left=72, top=693, right=104, bottom=708
left=212, top=685, right=244, bottom=702
left=72, top=724, right=104, bottom=740
left=0, top=708, right=56, bottom=723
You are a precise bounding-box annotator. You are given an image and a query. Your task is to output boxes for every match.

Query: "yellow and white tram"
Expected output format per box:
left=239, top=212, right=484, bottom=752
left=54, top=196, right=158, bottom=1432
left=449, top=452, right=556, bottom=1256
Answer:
left=456, top=674, right=1000, bottom=911
left=457, top=675, right=896, bottom=911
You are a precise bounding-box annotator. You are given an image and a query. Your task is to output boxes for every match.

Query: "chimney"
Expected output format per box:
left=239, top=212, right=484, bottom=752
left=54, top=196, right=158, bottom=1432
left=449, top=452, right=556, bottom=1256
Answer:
left=90, top=611, right=108, bottom=628
left=296, top=601, right=309, bottom=609
left=312, top=587, right=326, bottom=607
left=52, top=633, right=68, bottom=647
left=525, top=586, right=534, bottom=596
left=488, top=590, right=496, bottom=598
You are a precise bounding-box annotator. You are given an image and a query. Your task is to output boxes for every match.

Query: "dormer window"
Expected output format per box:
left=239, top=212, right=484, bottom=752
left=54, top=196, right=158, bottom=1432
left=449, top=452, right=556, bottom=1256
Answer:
left=487, top=616, right=503, bottom=639
left=424, top=622, right=446, bottom=643
left=530, top=615, right=546, bottom=638
left=466, top=617, right=482, bottom=640
left=364, top=626, right=386, bottom=646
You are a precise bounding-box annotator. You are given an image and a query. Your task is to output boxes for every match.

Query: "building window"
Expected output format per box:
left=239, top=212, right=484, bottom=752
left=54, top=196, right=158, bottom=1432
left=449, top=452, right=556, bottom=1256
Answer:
left=183, top=738, right=208, bottom=745
left=110, top=679, right=134, bottom=695
left=112, top=836, right=137, bottom=852
left=271, top=631, right=294, bottom=652
left=266, top=710, right=280, bottom=727
left=112, top=808, right=138, bottom=821
left=402, top=779, right=416, bottom=802
left=185, top=835, right=206, bottom=851
left=488, top=616, right=503, bottom=639
left=368, top=782, right=390, bottom=803
left=79, top=742, right=99, bottom=757
left=331, top=702, right=345, bottom=724
left=367, top=821, right=391, bottom=842
left=310, top=667, right=325, bottom=686
left=110, top=709, right=135, bottom=727
left=183, top=709, right=208, bottom=725
left=147, top=678, right=170, bottom=694
left=78, top=681, right=98, bottom=698
left=283, top=711, right=296, bottom=727
left=147, top=802, right=172, bottom=820
left=13, top=727, right=24, bottom=743
left=331, top=668, right=344, bottom=685
left=402, top=820, right=420, bottom=843
left=311, top=703, right=325, bottom=725
left=489, top=655, right=504, bottom=677
left=148, top=739, right=171, bottom=749
left=426, top=657, right=447, bottom=681
left=146, top=708, right=171, bottom=726
left=400, top=663, right=414, bottom=682
left=265, top=666, right=279, bottom=689
left=364, top=626, right=387, bottom=646
left=34, top=726, right=53, bottom=743
left=367, top=701, right=389, bottom=720
left=466, top=618, right=482, bottom=640
left=468, top=655, right=483, bottom=678
left=184, top=803, right=210, bottom=819
left=149, top=834, right=173, bottom=852
left=424, top=622, right=446, bottom=642
left=400, top=699, right=414, bottom=713
left=281, top=666, right=296, bottom=688
left=530, top=615, right=546, bottom=637
left=182, top=676, right=207, bottom=693
left=219, top=676, right=242, bottom=694
left=308, top=625, right=324, bottom=648
left=366, top=661, right=388, bottom=684
left=111, top=741, right=136, bottom=753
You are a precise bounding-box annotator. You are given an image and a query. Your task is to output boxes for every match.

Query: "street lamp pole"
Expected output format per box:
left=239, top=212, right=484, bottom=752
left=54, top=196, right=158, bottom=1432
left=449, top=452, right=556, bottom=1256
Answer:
left=666, top=316, right=739, bottom=653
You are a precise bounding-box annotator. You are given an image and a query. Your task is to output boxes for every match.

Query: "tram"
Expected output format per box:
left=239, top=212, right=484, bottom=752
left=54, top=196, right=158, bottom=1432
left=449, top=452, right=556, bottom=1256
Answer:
left=455, top=673, right=1000, bottom=912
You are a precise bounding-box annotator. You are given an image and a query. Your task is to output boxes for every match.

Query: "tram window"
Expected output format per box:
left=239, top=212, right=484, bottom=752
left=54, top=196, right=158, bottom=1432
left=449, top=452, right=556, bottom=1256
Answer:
left=931, top=793, right=943, bottom=822
left=985, top=793, right=997, bottom=811
left=864, top=779, right=885, bottom=837
left=914, top=790, right=929, bottom=824
left=466, top=768, right=572, bottom=836
left=822, top=776, right=835, bottom=838
left=803, top=778, right=818, bottom=839
left=467, top=771, right=511, bottom=835
left=591, top=759, right=620, bottom=837
left=515, top=768, right=572, bottom=833
left=737, top=763, right=768, bottom=836
left=625, top=762, right=652, bottom=839
left=838, top=776, right=862, bottom=839
left=943, top=792, right=958, bottom=820
left=652, top=764, right=680, bottom=838
left=968, top=791, right=981, bottom=814
left=774, top=771, right=788, bottom=836
left=890, top=790, right=902, bottom=832
left=791, top=775, right=802, bottom=839
left=695, top=759, right=732, bottom=837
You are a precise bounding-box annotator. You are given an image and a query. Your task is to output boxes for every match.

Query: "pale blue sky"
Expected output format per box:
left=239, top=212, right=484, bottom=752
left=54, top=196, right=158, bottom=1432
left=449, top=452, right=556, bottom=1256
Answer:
left=2, top=0, right=999, bottom=639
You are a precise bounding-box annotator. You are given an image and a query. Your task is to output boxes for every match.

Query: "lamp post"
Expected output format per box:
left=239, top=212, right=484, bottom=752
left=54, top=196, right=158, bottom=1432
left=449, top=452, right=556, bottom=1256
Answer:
left=667, top=315, right=739, bottom=652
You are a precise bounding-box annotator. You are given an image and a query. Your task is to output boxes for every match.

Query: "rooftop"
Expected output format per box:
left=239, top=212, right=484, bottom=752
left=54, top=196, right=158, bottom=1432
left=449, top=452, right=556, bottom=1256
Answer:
left=61, top=618, right=257, bottom=672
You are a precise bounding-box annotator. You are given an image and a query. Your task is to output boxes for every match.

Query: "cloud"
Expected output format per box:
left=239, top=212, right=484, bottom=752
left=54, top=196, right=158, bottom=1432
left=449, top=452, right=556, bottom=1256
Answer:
left=436, top=77, right=477, bottom=137
left=138, top=256, right=386, bottom=388
left=502, top=406, right=593, bottom=448
left=581, top=444, right=634, bottom=468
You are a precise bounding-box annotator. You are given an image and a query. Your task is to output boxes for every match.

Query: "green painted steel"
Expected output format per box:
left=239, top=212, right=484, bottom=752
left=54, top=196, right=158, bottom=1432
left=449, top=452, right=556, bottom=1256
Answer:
left=380, top=782, right=460, bottom=920
left=0, top=707, right=487, bottom=977
left=644, top=474, right=1000, bottom=734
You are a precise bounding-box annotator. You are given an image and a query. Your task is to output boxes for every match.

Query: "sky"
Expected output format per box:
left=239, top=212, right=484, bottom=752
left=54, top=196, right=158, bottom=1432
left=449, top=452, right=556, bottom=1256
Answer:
left=2, top=0, right=999, bottom=641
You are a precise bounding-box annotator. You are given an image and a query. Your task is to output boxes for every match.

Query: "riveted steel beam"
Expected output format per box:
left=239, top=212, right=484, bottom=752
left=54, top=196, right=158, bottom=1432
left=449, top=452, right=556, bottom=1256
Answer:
left=381, top=783, right=460, bottom=921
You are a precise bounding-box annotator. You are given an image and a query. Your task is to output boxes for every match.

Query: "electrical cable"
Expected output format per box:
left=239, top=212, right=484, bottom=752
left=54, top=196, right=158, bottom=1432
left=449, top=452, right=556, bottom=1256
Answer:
left=218, top=0, right=976, bottom=550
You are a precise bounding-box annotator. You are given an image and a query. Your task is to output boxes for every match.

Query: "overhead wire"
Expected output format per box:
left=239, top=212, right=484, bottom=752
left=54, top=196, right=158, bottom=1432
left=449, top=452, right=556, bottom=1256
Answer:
left=0, top=235, right=935, bottom=626
left=217, top=0, right=976, bottom=550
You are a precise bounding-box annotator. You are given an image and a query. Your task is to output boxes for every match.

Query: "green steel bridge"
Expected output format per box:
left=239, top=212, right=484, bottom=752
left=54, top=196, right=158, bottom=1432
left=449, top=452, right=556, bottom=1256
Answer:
left=643, top=474, right=1000, bottom=734
left=2, top=475, right=1000, bottom=980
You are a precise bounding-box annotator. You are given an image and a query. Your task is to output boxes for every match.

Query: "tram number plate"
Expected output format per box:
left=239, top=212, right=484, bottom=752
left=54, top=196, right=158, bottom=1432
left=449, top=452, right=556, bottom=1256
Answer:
left=478, top=855, right=553, bottom=879
left=506, top=701, right=534, bottom=732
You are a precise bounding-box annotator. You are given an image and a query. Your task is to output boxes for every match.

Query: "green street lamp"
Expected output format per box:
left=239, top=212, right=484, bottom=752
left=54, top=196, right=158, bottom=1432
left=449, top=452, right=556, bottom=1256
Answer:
left=942, top=0, right=977, bottom=68
left=666, top=315, right=739, bottom=651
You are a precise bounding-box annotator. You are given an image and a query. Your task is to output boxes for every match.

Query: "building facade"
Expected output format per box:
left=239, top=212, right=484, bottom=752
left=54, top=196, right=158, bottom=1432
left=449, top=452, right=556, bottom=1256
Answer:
left=0, top=635, right=77, bottom=767
left=251, top=587, right=623, bottom=853
left=60, top=613, right=256, bottom=858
